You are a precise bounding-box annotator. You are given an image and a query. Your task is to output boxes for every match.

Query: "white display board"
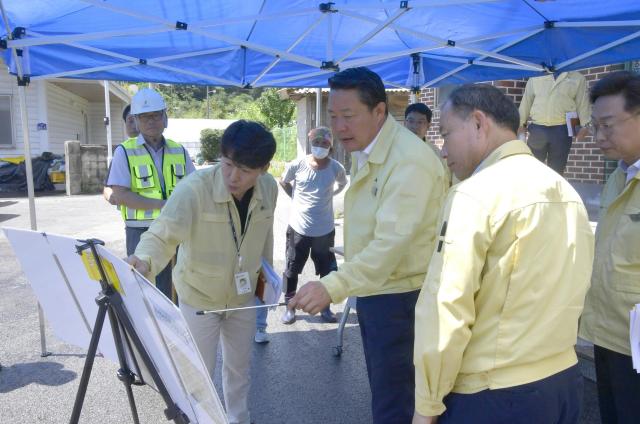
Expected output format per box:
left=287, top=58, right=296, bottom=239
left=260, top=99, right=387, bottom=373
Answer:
left=4, top=228, right=119, bottom=361
left=4, top=228, right=227, bottom=424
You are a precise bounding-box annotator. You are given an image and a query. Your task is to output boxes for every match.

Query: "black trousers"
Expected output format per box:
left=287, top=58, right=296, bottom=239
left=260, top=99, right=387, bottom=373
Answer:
left=283, top=226, right=337, bottom=299
left=594, top=344, right=640, bottom=424
left=527, top=123, right=573, bottom=174
left=125, top=226, right=173, bottom=300
left=357, top=290, right=420, bottom=424
left=439, top=364, right=583, bottom=424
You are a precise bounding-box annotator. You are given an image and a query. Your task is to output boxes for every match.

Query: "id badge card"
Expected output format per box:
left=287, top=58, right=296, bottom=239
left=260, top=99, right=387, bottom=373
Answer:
left=234, top=271, right=252, bottom=295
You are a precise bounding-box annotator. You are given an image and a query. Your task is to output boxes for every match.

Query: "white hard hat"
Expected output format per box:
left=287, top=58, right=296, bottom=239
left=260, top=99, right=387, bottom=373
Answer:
left=131, top=88, right=166, bottom=114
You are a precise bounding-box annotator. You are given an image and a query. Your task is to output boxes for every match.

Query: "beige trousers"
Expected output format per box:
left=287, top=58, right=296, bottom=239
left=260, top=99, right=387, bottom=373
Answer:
left=180, top=300, right=256, bottom=424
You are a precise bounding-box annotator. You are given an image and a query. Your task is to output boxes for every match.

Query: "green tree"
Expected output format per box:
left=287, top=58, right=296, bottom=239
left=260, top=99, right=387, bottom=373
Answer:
left=235, top=101, right=266, bottom=123
left=200, top=128, right=223, bottom=162
left=154, top=85, right=263, bottom=119
left=256, top=89, right=295, bottom=129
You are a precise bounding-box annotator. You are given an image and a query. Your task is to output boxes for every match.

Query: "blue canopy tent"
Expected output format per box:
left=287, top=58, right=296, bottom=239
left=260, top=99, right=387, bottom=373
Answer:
left=3, top=0, right=640, bottom=163
left=2, top=0, right=640, bottom=355
left=3, top=1, right=640, bottom=89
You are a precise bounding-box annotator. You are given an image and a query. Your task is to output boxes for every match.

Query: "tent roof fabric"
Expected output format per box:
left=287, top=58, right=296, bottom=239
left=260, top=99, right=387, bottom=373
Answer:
left=2, top=0, right=640, bottom=89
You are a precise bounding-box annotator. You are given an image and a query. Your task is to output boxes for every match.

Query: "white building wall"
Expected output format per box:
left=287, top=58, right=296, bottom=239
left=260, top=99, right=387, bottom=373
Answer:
left=46, top=83, right=89, bottom=155
left=0, top=65, right=131, bottom=159
left=0, top=70, right=41, bottom=157
left=164, top=118, right=236, bottom=159
left=88, top=99, right=127, bottom=147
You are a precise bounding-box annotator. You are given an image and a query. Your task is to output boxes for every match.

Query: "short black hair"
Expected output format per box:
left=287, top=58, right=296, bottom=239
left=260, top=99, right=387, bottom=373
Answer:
left=590, top=71, right=640, bottom=112
left=445, top=84, right=519, bottom=134
left=405, top=103, right=432, bottom=122
left=328, top=67, right=387, bottom=113
left=220, top=120, right=276, bottom=169
left=122, top=104, right=131, bottom=121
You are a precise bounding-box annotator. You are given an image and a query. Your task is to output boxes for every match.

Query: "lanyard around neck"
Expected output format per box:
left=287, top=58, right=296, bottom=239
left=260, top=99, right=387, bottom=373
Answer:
left=227, top=203, right=252, bottom=254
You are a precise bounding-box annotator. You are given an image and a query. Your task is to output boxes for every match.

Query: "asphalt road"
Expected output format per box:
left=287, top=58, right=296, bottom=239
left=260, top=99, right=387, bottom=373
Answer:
left=0, top=188, right=600, bottom=423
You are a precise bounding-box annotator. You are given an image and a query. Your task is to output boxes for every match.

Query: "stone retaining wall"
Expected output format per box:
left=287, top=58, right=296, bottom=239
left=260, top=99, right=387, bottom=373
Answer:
left=64, top=140, right=108, bottom=194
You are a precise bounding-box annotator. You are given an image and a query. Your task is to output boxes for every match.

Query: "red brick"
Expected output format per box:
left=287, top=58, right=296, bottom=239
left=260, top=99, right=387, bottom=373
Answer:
left=415, top=65, right=626, bottom=186
left=496, top=80, right=516, bottom=88
left=589, top=66, right=606, bottom=74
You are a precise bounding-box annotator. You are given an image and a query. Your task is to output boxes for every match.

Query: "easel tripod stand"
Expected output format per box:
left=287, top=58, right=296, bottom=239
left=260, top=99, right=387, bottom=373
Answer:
left=69, top=238, right=189, bottom=424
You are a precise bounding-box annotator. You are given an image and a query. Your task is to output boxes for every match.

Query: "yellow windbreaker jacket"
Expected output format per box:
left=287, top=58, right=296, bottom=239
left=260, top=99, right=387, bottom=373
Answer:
left=135, top=164, right=277, bottom=310
left=321, top=114, right=448, bottom=303
left=518, top=71, right=591, bottom=127
left=580, top=167, right=640, bottom=355
left=415, top=140, right=594, bottom=416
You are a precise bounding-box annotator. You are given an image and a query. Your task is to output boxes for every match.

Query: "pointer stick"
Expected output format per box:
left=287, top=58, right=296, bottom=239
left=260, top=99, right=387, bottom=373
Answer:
left=197, top=302, right=287, bottom=315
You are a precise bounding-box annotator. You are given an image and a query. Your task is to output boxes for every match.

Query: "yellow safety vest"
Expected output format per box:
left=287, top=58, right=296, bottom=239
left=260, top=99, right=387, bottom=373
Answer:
left=120, top=137, right=187, bottom=222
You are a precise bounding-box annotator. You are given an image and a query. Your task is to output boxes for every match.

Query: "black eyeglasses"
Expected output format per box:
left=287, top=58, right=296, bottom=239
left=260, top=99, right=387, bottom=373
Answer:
left=586, top=111, right=640, bottom=137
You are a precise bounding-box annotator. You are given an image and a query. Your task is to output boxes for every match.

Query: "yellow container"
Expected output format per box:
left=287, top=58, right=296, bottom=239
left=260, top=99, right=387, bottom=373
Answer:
left=50, top=171, right=65, bottom=183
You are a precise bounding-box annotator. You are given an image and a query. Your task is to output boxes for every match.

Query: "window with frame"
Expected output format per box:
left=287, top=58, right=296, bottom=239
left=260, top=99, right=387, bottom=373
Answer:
left=0, top=95, right=13, bottom=146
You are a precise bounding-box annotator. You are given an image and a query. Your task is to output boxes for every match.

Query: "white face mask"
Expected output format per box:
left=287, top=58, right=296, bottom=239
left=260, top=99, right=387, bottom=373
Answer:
left=311, top=146, right=330, bottom=159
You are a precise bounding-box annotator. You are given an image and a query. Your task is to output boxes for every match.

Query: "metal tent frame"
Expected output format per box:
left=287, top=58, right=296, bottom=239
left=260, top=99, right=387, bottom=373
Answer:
left=3, top=0, right=640, bottom=354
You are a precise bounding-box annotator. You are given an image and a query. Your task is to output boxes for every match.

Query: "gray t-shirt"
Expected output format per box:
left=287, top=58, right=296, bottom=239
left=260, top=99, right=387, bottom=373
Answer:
left=283, top=157, right=347, bottom=237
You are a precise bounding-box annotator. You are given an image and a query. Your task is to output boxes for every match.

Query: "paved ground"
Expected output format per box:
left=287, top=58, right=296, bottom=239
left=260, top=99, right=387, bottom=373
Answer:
left=0, top=187, right=601, bottom=423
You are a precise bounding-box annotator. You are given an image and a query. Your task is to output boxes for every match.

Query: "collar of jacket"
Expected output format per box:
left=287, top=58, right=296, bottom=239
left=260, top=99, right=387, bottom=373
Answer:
left=210, top=162, right=264, bottom=204
left=608, top=166, right=637, bottom=202
left=350, top=114, right=399, bottom=177
left=368, top=114, right=400, bottom=165
left=474, top=139, right=533, bottom=175
left=136, top=134, right=166, bottom=148
left=539, top=71, right=572, bottom=85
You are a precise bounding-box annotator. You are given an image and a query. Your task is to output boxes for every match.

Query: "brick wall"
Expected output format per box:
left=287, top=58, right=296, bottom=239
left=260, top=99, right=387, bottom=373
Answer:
left=419, top=63, right=627, bottom=185
left=567, top=64, right=625, bottom=184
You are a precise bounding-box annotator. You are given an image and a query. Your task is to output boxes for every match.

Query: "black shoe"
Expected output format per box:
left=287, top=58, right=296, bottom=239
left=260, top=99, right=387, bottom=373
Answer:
left=320, top=307, right=337, bottom=323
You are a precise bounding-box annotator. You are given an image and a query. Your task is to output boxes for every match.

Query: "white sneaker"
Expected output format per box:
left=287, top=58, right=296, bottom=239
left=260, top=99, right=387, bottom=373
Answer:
left=254, top=329, right=269, bottom=344
left=281, top=308, right=296, bottom=324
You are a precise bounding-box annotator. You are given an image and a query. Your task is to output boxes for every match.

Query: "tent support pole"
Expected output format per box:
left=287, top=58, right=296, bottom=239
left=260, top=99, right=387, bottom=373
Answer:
left=316, top=88, right=322, bottom=127
left=38, top=304, right=49, bottom=356
left=251, top=14, right=327, bottom=87
left=556, top=29, right=640, bottom=70
left=18, top=68, right=49, bottom=357
left=103, top=81, right=113, bottom=165
left=2, top=0, right=49, bottom=356
left=16, top=85, right=37, bottom=230
left=423, top=27, right=545, bottom=88
left=326, top=12, right=333, bottom=63
left=336, top=7, right=408, bottom=64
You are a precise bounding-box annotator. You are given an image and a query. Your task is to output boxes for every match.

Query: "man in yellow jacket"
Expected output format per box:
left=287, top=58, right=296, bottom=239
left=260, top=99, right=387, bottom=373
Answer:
left=290, top=67, right=448, bottom=423
left=579, top=71, right=640, bottom=424
left=127, top=120, right=277, bottom=424
left=413, top=84, right=594, bottom=424
left=518, top=71, right=590, bottom=175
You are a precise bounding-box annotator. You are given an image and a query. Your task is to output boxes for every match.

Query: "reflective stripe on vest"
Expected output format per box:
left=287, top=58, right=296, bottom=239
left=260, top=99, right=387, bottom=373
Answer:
left=120, top=137, right=187, bottom=222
